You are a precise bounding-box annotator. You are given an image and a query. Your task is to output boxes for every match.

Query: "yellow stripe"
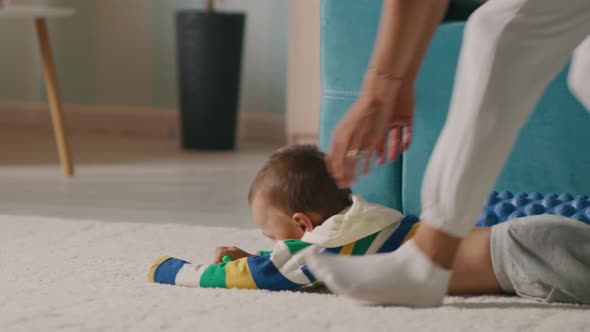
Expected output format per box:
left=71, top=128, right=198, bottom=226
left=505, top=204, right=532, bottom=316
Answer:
left=148, top=256, right=172, bottom=282
left=225, top=258, right=257, bottom=289
left=402, top=222, right=421, bottom=243
left=339, top=242, right=355, bottom=256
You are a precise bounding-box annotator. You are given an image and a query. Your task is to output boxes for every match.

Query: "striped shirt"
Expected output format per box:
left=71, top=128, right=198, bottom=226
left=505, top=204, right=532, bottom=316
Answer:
left=148, top=216, right=420, bottom=290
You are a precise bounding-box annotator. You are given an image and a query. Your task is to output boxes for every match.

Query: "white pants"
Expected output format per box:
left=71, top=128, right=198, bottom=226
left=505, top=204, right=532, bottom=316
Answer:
left=420, top=0, right=590, bottom=238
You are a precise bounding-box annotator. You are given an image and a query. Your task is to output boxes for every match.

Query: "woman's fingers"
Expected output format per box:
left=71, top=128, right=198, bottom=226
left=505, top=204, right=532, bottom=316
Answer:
left=403, top=125, right=413, bottom=152
left=329, top=124, right=407, bottom=188
left=362, top=149, right=373, bottom=175
left=387, top=127, right=403, bottom=162
left=327, top=101, right=368, bottom=188
left=340, top=140, right=363, bottom=188
left=376, top=133, right=387, bottom=166
left=363, top=128, right=388, bottom=173
left=329, top=139, right=358, bottom=188
left=326, top=96, right=396, bottom=187
left=327, top=128, right=351, bottom=187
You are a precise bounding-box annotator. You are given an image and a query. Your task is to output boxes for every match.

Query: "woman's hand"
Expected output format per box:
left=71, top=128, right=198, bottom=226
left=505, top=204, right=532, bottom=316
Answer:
left=378, top=82, right=414, bottom=165
left=213, top=246, right=254, bottom=264
left=327, top=73, right=415, bottom=188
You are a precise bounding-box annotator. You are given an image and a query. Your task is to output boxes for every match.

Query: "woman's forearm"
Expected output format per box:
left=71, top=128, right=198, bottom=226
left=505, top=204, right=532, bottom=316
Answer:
left=368, top=0, right=450, bottom=82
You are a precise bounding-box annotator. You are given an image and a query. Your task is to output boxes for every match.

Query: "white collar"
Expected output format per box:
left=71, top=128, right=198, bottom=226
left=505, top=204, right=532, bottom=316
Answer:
left=301, top=194, right=403, bottom=247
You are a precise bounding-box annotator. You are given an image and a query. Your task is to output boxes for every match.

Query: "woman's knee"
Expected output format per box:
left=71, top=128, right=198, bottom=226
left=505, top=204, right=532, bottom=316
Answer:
left=567, top=41, right=590, bottom=110
left=463, top=0, right=526, bottom=44
left=567, top=68, right=588, bottom=108
left=463, top=5, right=500, bottom=44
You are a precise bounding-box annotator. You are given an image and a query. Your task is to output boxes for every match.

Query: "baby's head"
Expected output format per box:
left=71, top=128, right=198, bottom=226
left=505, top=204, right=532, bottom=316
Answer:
left=248, top=144, right=352, bottom=241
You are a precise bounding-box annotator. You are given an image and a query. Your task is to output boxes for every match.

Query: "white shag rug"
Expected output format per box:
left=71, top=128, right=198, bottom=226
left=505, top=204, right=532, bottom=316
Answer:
left=1, top=216, right=589, bottom=332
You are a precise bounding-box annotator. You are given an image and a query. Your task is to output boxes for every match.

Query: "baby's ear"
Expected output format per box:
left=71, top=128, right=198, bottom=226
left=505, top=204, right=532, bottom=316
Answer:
left=292, top=213, right=315, bottom=232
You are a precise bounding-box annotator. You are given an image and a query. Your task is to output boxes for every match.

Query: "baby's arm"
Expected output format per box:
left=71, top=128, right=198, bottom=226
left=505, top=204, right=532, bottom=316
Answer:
left=148, top=240, right=316, bottom=290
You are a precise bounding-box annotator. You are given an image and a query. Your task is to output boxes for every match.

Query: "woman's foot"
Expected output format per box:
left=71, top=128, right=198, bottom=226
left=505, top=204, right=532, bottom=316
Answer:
left=306, top=224, right=461, bottom=307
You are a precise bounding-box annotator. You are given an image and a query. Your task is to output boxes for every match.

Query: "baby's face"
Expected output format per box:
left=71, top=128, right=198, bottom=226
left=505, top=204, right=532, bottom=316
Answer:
left=250, top=193, right=305, bottom=242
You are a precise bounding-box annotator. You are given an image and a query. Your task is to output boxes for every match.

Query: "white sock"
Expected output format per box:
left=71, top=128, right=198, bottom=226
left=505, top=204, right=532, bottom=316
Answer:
left=305, top=240, right=451, bottom=307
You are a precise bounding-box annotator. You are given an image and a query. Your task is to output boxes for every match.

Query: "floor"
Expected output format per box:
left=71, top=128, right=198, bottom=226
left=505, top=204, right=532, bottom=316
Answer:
left=0, top=129, right=278, bottom=227
left=3, top=214, right=590, bottom=332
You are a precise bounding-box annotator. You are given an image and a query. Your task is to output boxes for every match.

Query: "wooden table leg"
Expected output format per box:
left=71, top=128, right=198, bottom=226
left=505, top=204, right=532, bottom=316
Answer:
left=35, top=18, right=74, bottom=177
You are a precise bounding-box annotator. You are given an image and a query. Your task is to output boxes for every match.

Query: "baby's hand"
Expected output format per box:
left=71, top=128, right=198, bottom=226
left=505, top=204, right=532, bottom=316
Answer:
left=213, top=246, right=255, bottom=264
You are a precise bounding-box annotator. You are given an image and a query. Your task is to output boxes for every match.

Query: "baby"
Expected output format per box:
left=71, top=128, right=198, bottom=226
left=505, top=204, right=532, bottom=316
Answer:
left=149, top=144, right=590, bottom=304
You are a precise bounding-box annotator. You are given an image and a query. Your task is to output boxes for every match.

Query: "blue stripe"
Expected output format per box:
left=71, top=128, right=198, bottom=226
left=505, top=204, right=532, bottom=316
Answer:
left=324, top=246, right=342, bottom=254
left=246, top=255, right=302, bottom=290
left=377, top=215, right=419, bottom=253
left=153, top=257, right=189, bottom=285
left=300, top=265, right=316, bottom=283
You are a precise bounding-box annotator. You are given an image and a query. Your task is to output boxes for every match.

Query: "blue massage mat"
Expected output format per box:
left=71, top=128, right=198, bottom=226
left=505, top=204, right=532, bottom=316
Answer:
left=477, top=191, right=590, bottom=226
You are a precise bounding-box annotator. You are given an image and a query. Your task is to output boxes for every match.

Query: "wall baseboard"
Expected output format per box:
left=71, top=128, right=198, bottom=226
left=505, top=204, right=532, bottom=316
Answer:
left=0, top=101, right=285, bottom=144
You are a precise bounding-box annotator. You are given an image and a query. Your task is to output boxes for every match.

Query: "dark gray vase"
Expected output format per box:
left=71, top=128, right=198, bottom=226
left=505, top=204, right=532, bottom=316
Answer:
left=176, top=11, right=245, bottom=150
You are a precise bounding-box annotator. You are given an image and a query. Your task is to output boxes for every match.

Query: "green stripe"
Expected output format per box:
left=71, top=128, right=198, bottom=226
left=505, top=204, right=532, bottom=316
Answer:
left=283, top=240, right=312, bottom=255
left=199, top=263, right=227, bottom=288
left=257, top=250, right=273, bottom=256
left=351, top=232, right=379, bottom=256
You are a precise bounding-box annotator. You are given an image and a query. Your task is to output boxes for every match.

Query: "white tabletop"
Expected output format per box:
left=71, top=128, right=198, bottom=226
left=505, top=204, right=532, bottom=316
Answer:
left=0, top=5, right=74, bottom=19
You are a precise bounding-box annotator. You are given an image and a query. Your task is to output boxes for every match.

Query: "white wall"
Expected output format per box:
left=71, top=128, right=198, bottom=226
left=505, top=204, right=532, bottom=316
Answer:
left=0, top=0, right=41, bottom=101
left=0, top=0, right=288, bottom=115
left=95, top=0, right=153, bottom=107
left=217, top=0, right=288, bottom=115
left=286, top=0, right=321, bottom=143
